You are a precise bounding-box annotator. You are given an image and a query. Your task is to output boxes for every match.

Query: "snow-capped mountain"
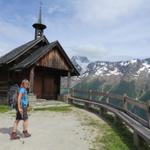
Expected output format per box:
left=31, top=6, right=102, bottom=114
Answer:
left=71, top=56, right=90, bottom=73
left=69, top=56, right=150, bottom=101
left=71, top=56, right=150, bottom=78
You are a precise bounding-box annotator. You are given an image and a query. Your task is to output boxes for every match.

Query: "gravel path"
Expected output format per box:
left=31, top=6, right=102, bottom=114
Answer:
left=0, top=107, right=105, bottom=150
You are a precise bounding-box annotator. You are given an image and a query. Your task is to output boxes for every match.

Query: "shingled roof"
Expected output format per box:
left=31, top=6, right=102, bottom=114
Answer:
left=10, top=40, right=79, bottom=76
left=11, top=41, right=57, bottom=69
left=0, top=36, right=49, bottom=64
left=0, top=34, right=79, bottom=76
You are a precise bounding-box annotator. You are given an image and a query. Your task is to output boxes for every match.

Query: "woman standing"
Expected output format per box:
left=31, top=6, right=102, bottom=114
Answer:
left=11, top=79, right=31, bottom=140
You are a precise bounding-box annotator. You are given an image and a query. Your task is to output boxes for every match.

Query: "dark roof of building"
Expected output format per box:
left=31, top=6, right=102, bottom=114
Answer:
left=11, top=41, right=79, bottom=76
left=0, top=35, right=79, bottom=76
left=0, top=36, right=49, bottom=64
left=12, top=41, right=57, bottom=69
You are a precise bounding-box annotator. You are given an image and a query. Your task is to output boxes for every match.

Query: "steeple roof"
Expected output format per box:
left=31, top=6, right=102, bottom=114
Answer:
left=32, top=5, right=47, bottom=39
left=38, top=5, right=42, bottom=24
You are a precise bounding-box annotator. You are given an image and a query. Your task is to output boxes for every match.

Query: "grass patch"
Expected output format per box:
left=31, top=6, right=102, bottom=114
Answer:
left=0, top=105, right=9, bottom=113
left=34, top=106, right=72, bottom=112
left=101, top=114, right=150, bottom=150
left=99, top=122, right=135, bottom=150
left=76, top=107, right=150, bottom=150
left=83, top=114, right=136, bottom=150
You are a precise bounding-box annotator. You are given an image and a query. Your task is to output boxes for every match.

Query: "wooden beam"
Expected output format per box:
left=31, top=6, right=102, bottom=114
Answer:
left=99, top=107, right=107, bottom=115
left=147, top=101, right=150, bottom=128
left=133, top=131, right=140, bottom=149
left=84, top=102, right=90, bottom=110
left=89, top=90, right=92, bottom=100
left=70, top=88, right=75, bottom=97
left=67, top=71, right=71, bottom=94
left=123, top=94, right=128, bottom=112
left=29, top=67, right=35, bottom=93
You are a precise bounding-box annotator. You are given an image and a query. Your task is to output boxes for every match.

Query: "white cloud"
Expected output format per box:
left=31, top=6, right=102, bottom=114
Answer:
left=100, top=18, right=150, bottom=45
left=0, top=0, right=150, bottom=61
left=0, top=19, right=33, bottom=56
left=69, top=43, right=109, bottom=60
left=72, top=0, right=143, bottom=24
left=48, top=5, right=67, bottom=14
left=0, top=20, right=32, bottom=40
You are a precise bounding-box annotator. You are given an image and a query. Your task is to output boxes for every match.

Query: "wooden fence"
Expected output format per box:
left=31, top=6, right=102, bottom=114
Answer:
left=68, top=89, right=150, bottom=148
left=70, top=89, right=150, bottom=128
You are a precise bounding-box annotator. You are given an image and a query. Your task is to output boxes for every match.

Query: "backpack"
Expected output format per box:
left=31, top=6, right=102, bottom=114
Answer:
left=8, top=84, right=19, bottom=108
left=8, top=85, right=29, bottom=110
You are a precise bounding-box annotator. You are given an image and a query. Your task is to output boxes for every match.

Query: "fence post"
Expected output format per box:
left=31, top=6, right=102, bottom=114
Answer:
left=67, top=71, right=71, bottom=95
left=71, top=88, right=74, bottom=97
left=70, top=88, right=72, bottom=97
left=106, top=91, right=109, bottom=104
left=89, top=90, right=92, bottom=100
left=147, top=100, right=150, bottom=128
left=133, top=131, right=140, bottom=149
left=101, top=87, right=104, bottom=92
left=99, top=90, right=103, bottom=101
left=68, top=98, right=73, bottom=105
left=84, top=102, right=89, bottom=110
left=99, top=107, right=107, bottom=116
left=123, top=93, right=128, bottom=112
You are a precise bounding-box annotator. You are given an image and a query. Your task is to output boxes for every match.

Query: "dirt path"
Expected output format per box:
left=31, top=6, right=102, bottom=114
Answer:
left=0, top=107, right=105, bottom=150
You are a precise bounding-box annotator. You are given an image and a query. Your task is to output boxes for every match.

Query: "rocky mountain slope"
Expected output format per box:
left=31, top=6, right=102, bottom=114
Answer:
left=71, top=56, right=150, bottom=78
left=70, top=56, right=150, bottom=101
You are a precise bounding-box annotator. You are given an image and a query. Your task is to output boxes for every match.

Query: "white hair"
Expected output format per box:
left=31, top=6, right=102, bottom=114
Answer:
left=22, top=79, right=29, bottom=84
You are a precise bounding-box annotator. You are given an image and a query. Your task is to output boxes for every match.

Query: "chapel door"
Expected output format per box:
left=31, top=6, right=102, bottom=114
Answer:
left=43, top=76, right=57, bottom=99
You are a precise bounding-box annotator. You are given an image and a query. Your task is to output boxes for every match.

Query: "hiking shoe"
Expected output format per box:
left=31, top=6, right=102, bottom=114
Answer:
left=23, top=130, right=31, bottom=138
left=10, top=132, right=20, bottom=140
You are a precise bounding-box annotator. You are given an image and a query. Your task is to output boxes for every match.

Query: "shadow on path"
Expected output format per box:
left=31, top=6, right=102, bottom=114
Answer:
left=0, top=127, right=22, bottom=137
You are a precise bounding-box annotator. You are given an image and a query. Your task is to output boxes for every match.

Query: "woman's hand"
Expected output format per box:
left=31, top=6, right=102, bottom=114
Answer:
left=18, top=107, right=23, bottom=114
left=17, top=93, right=23, bottom=114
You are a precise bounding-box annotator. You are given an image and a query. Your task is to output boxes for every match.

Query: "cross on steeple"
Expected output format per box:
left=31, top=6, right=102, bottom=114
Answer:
left=32, top=3, right=47, bottom=39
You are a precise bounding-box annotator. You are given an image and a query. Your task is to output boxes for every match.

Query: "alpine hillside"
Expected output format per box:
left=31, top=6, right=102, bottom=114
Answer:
left=70, top=56, right=150, bottom=102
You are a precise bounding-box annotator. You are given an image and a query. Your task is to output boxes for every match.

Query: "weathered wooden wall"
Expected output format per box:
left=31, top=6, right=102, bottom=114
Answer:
left=0, top=69, right=9, bottom=98
left=9, top=70, right=30, bottom=85
left=0, top=68, right=30, bottom=102
left=37, top=47, right=70, bottom=71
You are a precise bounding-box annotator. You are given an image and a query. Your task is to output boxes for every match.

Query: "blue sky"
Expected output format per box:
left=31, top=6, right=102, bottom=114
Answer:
left=0, top=0, right=150, bottom=61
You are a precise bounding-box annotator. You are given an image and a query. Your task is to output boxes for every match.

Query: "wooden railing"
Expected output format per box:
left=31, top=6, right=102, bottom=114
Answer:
left=68, top=89, right=150, bottom=148
left=70, top=89, right=150, bottom=128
